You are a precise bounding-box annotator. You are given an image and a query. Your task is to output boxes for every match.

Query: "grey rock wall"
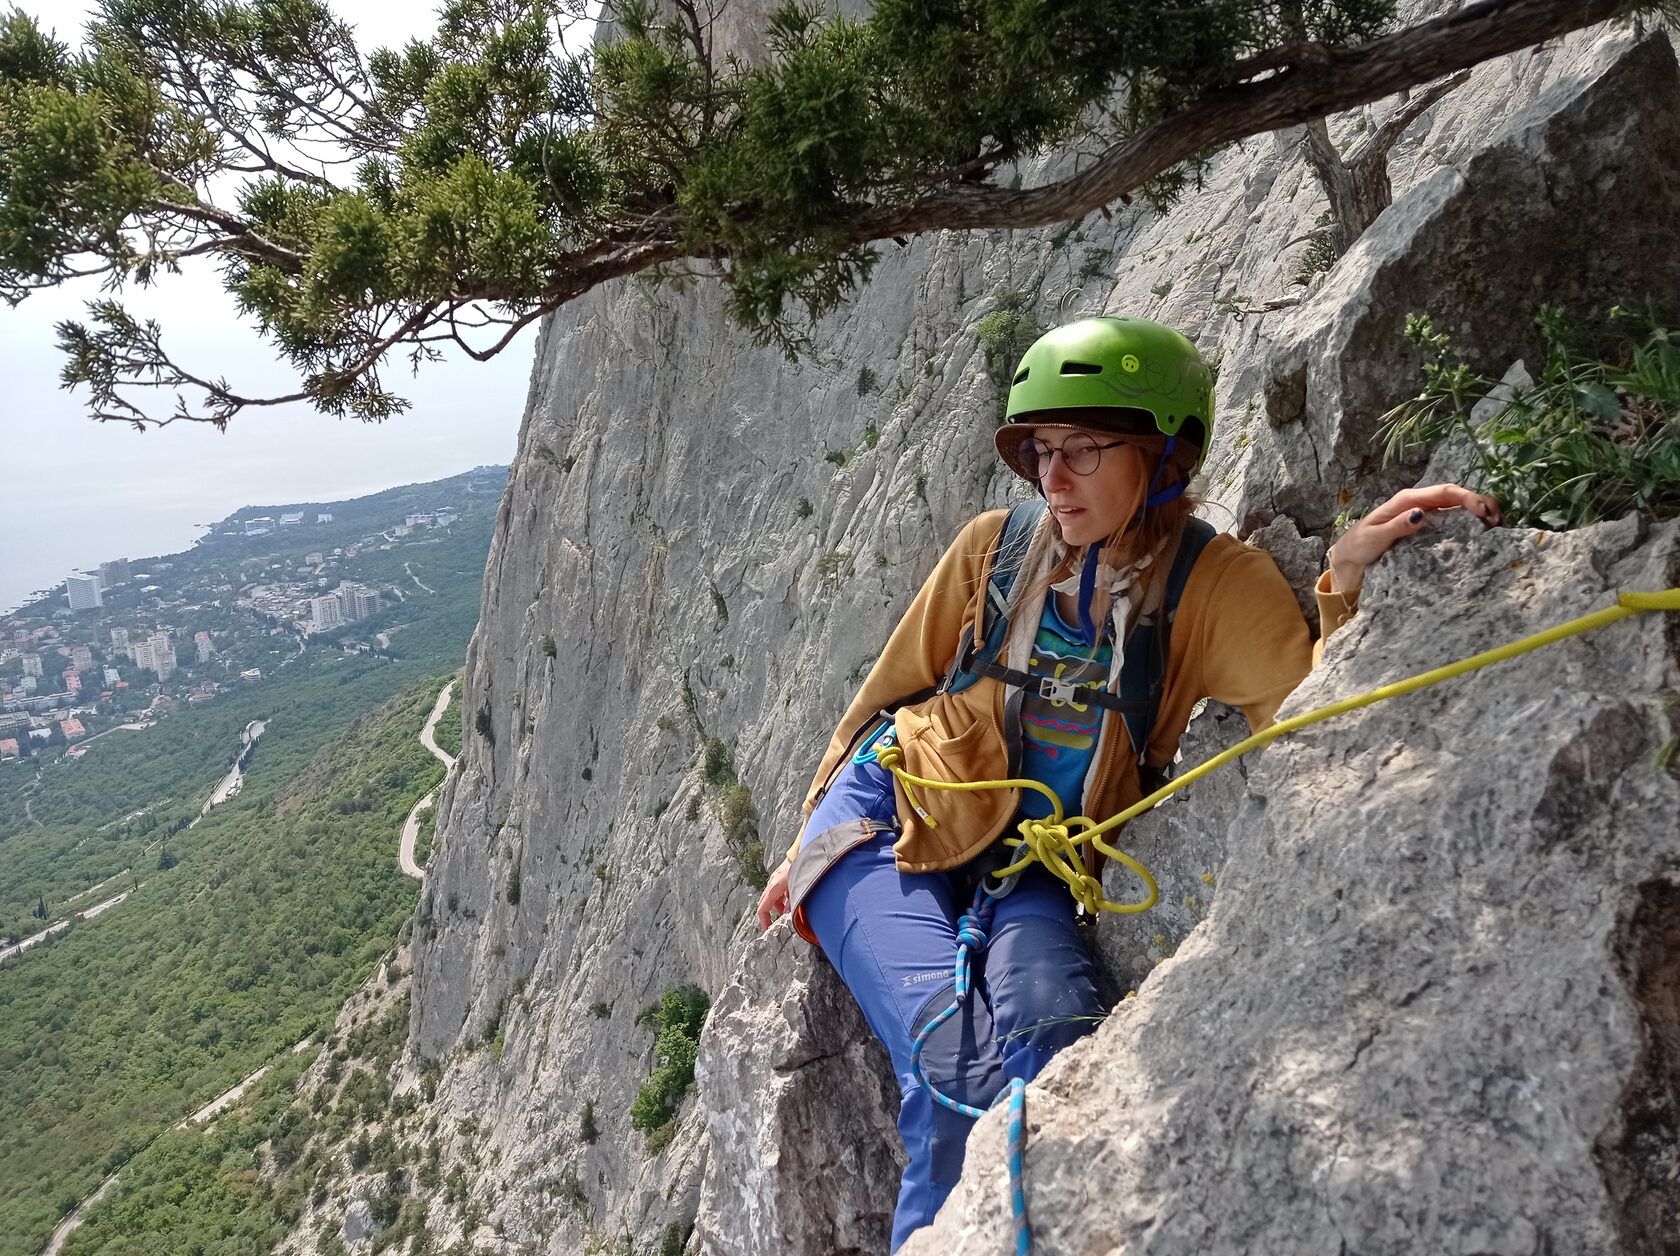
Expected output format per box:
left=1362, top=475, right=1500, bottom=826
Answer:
left=378, top=13, right=1680, bottom=1255
left=1255, top=32, right=1680, bottom=534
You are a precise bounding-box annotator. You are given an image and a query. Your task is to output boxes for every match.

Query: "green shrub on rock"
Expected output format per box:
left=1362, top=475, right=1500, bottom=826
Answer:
left=629, top=984, right=710, bottom=1146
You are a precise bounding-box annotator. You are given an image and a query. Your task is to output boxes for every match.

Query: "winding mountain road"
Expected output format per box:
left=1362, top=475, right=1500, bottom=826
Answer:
left=201, top=720, right=266, bottom=816
left=0, top=886, right=138, bottom=966
left=399, top=681, right=457, bottom=880
left=404, top=562, right=435, bottom=594
left=41, top=1035, right=314, bottom=1256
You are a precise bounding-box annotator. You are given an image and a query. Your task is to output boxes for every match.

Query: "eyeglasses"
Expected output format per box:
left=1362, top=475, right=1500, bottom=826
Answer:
left=1016, top=433, right=1132, bottom=480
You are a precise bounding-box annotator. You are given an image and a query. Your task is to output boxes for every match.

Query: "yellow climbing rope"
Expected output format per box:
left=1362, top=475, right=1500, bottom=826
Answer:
left=875, top=586, right=1680, bottom=916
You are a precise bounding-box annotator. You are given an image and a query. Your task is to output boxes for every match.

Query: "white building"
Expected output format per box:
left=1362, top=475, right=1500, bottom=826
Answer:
left=280, top=512, right=304, bottom=526
left=65, top=573, right=103, bottom=611
left=245, top=517, right=274, bottom=535
left=310, top=595, right=344, bottom=632
left=110, top=627, right=129, bottom=653
left=137, top=631, right=176, bottom=680
left=317, top=512, right=333, bottom=523
left=103, top=667, right=121, bottom=686
left=336, top=583, right=382, bottom=623
left=241, top=668, right=262, bottom=681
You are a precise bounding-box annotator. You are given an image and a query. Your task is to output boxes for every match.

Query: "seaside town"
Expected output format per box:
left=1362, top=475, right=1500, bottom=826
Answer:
left=0, top=470, right=501, bottom=762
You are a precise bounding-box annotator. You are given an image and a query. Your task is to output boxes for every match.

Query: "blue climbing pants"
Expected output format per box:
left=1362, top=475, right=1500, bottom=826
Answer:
left=800, top=748, right=1103, bottom=1251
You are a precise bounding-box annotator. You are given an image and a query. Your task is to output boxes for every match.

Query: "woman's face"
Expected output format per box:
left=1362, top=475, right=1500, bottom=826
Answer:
left=1032, top=427, right=1152, bottom=547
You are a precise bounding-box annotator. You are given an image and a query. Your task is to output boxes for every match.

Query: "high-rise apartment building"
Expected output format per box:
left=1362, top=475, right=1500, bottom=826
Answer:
left=98, top=559, right=131, bottom=586
left=149, top=632, right=177, bottom=681
left=131, top=639, right=155, bottom=673
left=110, top=627, right=129, bottom=653
left=195, top=631, right=214, bottom=663
left=21, top=653, right=42, bottom=677
left=63, top=668, right=81, bottom=695
left=65, top=573, right=103, bottom=611
left=71, top=645, right=94, bottom=671
left=335, top=584, right=382, bottom=623
left=310, top=596, right=343, bottom=631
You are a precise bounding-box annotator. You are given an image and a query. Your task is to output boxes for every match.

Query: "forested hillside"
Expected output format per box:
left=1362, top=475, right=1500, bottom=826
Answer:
left=0, top=474, right=500, bottom=1256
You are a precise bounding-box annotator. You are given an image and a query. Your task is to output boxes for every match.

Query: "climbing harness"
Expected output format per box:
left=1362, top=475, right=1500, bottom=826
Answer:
left=896, top=583, right=1680, bottom=1256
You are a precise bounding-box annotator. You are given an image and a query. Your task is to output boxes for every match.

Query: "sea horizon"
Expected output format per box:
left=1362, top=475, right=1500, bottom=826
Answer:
left=0, top=460, right=508, bottom=616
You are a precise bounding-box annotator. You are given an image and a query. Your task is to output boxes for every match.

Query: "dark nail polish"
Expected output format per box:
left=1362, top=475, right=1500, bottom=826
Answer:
left=1409, top=509, right=1423, bottom=525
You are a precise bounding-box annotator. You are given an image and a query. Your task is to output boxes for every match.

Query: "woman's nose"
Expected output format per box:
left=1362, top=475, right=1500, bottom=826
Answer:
left=1040, top=450, right=1075, bottom=491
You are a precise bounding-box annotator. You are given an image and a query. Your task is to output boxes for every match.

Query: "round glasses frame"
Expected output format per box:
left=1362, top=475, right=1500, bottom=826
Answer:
left=1017, top=434, right=1132, bottom=480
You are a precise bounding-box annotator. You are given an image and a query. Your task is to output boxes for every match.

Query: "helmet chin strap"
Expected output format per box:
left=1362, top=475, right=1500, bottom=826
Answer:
left=1144, top=435, right=1183, bottom=508
left=1075, top=544, right=1101, bottom=646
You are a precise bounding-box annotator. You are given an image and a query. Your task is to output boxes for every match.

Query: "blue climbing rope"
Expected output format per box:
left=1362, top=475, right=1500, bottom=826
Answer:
left=909, top=885, right=1033, bottom=1255
left=1006, top=1075, right=1029, bottom=1256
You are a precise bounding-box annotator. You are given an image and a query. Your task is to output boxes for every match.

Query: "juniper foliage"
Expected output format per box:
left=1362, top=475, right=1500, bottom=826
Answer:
left=0, top=0, right=1650, bottom=425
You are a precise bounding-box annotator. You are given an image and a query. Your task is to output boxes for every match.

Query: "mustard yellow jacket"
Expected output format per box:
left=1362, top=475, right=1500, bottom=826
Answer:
left=794, top=509, right=1354, bottom=876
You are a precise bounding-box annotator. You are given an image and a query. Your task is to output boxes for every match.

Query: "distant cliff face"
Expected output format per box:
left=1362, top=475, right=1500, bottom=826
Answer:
left=371, top=19, right=1680, bottom=1256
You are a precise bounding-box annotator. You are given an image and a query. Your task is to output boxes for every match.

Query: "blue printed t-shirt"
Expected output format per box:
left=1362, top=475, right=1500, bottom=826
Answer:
left=1016, top=595, right=1114, bottom=821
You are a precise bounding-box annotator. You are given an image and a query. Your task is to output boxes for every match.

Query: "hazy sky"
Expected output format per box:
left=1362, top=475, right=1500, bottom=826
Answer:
left=0, top=0, right=548, bottom=612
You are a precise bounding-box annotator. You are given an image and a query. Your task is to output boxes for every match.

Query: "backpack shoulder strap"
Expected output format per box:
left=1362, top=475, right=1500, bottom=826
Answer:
left=1118, top=517, right=1217, bottom=762
left=940, top=499, right=1045, bottom=695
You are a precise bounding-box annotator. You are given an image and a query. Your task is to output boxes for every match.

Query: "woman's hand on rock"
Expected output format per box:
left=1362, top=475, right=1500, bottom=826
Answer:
left=1327, top=483, right=1501, bottom=598
left=756, top=858, right=792, bottom=931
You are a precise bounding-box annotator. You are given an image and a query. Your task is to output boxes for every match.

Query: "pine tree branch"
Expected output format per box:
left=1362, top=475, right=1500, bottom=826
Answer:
left=856, top=0, right=1628, bottom=237
left=1347, top=69, right=1472, bottom=165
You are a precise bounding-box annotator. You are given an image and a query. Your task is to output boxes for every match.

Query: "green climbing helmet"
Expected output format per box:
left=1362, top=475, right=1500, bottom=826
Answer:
left=1001, top=316, right=1215, bottom=463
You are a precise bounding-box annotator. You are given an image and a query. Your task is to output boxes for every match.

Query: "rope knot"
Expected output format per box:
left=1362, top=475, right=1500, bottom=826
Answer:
left=1024, top=819, right=1069, bottom=845
left=955, top=914, right=988, bottom=950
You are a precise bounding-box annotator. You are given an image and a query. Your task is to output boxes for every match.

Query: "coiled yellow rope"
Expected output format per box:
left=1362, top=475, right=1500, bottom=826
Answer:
left=875, top=587, right=1680, bottom=915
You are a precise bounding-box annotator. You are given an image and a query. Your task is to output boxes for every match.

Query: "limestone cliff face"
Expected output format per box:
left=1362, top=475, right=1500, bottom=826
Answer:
left=384, top=21, right=1680, bottom=1256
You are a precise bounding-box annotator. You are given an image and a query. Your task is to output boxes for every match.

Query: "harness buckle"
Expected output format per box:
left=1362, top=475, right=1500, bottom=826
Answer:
left=1036, top=675, right=1081, bottom=705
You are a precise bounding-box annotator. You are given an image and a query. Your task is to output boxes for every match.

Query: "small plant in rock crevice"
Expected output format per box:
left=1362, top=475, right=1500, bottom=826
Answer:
left=629, top=984, right=710, bottom=1147
left=1382, top=302, right=1680, bottom=529
left=975, top=287, right=1047, bottom=422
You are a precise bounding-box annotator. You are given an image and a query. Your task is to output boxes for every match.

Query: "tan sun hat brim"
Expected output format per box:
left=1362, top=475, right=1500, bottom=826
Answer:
left=994, top=411, right=1170, bottom=482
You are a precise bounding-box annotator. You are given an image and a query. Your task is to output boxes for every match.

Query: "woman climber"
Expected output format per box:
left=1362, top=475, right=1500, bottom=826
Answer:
left=755, top=315, right=1499, bottom=1251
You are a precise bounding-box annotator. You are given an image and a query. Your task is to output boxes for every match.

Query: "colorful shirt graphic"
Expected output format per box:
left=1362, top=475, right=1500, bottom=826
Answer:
left=1016, top=596, right=1113, bottom=821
